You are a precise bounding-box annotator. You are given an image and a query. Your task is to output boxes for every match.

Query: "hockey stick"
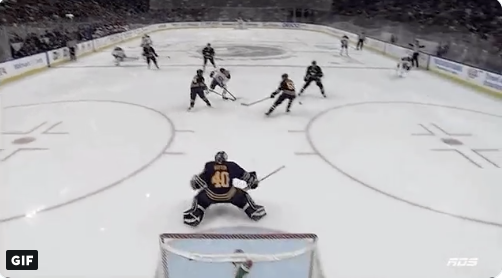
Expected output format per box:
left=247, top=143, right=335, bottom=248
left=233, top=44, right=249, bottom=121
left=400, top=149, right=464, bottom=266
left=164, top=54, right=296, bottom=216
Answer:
left=243, top=165, right=286, bottom=191
left=208, top=89, right=238, bottom=101
left=208, top=89, right=223, bottom=96
left=241, top=97, right=269, bottom=107
left=208, top=88, right=239, bottom=101
left=222, top=87, right=237, bottom=101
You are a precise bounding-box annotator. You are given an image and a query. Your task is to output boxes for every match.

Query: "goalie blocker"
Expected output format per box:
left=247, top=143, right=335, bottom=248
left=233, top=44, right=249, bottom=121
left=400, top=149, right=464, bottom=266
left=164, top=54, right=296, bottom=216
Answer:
left=184, top=151, right=266, bottom=226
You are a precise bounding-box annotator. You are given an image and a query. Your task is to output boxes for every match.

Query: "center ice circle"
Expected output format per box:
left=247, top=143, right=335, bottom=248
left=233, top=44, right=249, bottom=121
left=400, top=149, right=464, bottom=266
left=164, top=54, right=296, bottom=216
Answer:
left=0, top=100, right=174, bottom=222
left=214, top=44, right=285, bottom=58
left=190, top=44, right=288, bottom=60
left=306, top=102, right=502, bottom=226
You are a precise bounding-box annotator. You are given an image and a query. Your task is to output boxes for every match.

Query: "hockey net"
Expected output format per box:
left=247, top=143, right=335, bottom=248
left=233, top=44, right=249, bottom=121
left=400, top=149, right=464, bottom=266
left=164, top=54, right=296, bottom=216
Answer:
left=156, top=233, right=324, bottom=278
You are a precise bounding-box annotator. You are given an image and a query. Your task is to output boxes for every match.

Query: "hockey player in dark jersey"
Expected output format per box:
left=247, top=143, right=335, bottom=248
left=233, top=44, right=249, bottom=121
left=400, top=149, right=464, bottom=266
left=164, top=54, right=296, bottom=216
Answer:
left=143, top=45, right=159, bottom=69
left=183, top=151, right=266, bottom=227
left=299, top=61, right=325, bottom=97
left=188, top=69, right=211, bottom=111
left=265, top=73, right=296, bottom=116
left=202, top=43, right=216, bottom=71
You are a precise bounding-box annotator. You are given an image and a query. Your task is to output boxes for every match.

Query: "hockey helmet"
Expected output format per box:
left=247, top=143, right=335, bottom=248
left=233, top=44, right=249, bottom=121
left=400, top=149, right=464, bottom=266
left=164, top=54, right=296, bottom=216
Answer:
left=312, top=60, right=316, bottom=65
left=197, top=69, right=203, bottom=75
left=215, top=151, right=228, bottom=163
left=281, top=73, right=288, bottom=79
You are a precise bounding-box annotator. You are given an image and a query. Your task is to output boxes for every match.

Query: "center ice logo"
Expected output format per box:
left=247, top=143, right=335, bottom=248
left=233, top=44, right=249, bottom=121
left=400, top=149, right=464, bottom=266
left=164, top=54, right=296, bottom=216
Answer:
left=192, top=44, right=291, bottom=60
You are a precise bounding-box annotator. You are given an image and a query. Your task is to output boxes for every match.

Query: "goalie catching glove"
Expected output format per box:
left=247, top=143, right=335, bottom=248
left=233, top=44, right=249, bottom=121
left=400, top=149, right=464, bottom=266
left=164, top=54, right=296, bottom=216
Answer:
left=243, top=171, right=259, bottom=190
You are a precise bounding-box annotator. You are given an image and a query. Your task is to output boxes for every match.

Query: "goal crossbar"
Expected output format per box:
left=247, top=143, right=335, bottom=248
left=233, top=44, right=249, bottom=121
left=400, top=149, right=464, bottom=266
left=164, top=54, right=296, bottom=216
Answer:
left=160, top=233, right=318, bottom=263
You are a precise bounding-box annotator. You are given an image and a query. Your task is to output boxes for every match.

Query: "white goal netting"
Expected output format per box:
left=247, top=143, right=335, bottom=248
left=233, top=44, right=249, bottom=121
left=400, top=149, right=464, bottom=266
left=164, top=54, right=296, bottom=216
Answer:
left=156, top=233, right=324, bottom=278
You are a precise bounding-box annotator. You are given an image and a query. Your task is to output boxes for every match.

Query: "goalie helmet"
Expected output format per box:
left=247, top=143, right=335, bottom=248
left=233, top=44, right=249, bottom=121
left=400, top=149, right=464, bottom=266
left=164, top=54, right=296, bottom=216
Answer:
left=215, top=151, right=228, bottom=163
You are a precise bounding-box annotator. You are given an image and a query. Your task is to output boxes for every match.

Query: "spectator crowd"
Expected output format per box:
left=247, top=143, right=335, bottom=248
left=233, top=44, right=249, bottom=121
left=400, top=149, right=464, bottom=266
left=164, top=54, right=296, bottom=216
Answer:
left=0, top=0, right=501, bottom=71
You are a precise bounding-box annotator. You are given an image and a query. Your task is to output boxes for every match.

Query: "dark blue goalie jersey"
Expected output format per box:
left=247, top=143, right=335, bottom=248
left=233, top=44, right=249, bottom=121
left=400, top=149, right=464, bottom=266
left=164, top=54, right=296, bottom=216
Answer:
left=199, top=161, right=247, bottom=201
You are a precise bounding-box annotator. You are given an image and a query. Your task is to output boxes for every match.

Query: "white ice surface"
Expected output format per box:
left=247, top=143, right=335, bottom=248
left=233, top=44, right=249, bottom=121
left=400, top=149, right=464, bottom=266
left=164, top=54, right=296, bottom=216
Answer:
left=0, top=28, right=501, bottom=278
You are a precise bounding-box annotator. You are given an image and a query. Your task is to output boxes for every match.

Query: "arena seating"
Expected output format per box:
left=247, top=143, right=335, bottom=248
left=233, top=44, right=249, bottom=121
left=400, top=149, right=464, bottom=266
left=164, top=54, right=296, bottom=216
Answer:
left=0, top=0, right=500, bottom=72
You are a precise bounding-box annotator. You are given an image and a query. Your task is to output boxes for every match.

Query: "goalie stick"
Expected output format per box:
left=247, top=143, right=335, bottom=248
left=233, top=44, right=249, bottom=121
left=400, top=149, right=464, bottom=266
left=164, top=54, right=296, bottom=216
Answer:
left=195, top=165, right=286, bottom=193
left=244, top=165, right=286, bottom=191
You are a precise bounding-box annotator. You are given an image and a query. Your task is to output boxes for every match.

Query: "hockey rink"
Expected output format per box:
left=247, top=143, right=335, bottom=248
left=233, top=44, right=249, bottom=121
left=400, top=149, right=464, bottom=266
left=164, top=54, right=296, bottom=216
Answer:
left=1, top=27, right=502, bottom=278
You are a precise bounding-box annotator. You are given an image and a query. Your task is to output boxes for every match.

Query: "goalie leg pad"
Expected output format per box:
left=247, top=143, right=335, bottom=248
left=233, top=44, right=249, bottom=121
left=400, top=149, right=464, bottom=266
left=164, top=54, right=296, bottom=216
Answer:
left=183, top=191, right=212, bottom=226
left=230, top=188, right=266, bottom=221
left=183, top=198, right=205, bottom=226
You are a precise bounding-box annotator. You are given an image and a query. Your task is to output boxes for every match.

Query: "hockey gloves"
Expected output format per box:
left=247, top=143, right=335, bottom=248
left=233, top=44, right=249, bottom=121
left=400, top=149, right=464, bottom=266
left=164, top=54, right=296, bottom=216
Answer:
left=247, top=171, right=259, bottom=190
left=190, top=175, right=207, bottom=190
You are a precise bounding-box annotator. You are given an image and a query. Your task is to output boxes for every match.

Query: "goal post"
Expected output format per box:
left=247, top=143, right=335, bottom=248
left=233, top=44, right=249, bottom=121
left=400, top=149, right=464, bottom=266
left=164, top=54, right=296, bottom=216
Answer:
left=156, top=233, right=324, bottom=278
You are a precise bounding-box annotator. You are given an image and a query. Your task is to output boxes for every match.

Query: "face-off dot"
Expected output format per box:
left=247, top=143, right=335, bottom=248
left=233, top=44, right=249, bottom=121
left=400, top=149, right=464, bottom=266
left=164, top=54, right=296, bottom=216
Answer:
left=12, top=137, right=37, bottom=145
left=441, top=138, right=463, bottom=146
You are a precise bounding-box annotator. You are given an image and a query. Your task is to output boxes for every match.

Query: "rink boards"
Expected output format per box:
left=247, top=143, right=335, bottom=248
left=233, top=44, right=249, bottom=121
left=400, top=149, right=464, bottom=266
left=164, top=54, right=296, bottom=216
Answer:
left=0, top=21, right=500, bottom=95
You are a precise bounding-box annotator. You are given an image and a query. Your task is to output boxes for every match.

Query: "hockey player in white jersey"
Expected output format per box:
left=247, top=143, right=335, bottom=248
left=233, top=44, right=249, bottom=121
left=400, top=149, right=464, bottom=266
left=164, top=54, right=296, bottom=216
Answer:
left=209, top=68, right=232, bottom=100
left=141, top=34, right=152, bottom=47
left=111, top=46, right=138, bottom=66
left=397, top=55, right=412, bottom=77
left=112, top=46, right=126, bottom=66
left=340, top=35, right=349, bottom=56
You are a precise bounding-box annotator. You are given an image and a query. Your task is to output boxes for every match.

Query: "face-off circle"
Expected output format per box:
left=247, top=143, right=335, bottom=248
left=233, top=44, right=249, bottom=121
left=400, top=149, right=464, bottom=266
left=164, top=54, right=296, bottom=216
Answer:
left=0, top=100, right=175, bottom=223
left=305, top=102, right=502, bottom=227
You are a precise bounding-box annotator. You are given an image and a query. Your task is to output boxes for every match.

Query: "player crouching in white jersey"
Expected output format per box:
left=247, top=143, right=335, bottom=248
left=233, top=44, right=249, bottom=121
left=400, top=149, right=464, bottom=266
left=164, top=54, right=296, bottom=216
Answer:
left=397, top=55, right=412, bottom=77
left=112, top=47, right=126, bottom=66
left=112, top=46, right=139, bottom=66
left=209, top=68, right=232, bottom=100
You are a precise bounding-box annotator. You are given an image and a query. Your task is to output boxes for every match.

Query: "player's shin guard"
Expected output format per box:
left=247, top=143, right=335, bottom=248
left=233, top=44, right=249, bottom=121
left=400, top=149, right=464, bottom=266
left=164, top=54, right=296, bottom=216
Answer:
left=243, top=193, right=266, bottom=221
left=183, top=198, right=206, bottom=226
left=152, top=57, right=159, bottom=69
left=286, top=99, right=293, bottom=113
left=317, top=83, right=326, bottom=97
left=265, top=104, right=277, bottom=116
left=201, top=96, right=211, bottom=106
